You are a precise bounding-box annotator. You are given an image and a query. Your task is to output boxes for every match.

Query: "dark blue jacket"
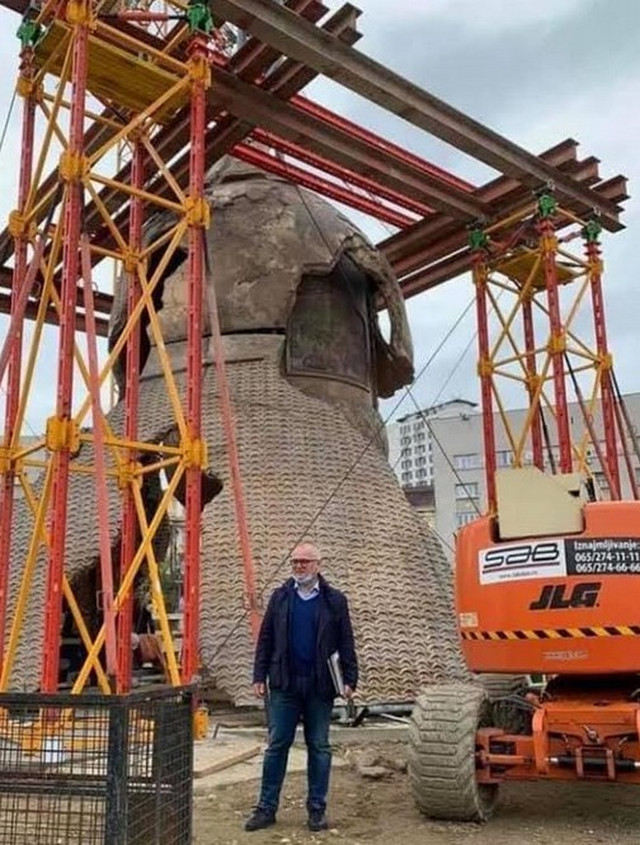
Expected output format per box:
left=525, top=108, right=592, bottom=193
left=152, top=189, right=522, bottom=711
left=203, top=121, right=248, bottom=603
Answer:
left=252, top=575, right=358, bottom=701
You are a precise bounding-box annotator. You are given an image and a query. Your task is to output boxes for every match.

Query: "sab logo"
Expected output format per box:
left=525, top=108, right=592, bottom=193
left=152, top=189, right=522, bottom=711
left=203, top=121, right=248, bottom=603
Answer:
left=529, top=582, right=602, bottom=611
left=482, top=542, right=561, bottom=570
left=479, top=541, right=566, bottom=584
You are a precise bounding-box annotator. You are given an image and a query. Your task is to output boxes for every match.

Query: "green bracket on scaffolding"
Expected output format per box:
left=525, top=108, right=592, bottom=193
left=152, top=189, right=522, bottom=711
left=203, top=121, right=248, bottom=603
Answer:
left=582, top=218, right=602, bottom=244
left=186, top=0, right=213, bottom=33
left=16, top=18, right=42, bottom=48
left=537, top=192, right=557, bottom=219
left=468, top=227, right=489, bottom=251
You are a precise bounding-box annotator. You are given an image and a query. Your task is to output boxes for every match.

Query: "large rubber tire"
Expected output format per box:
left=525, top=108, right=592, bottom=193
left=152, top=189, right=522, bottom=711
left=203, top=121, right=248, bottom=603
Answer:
left=408, top=683, right=498, bottom=822
left=477, top=674, right=528, bottom=734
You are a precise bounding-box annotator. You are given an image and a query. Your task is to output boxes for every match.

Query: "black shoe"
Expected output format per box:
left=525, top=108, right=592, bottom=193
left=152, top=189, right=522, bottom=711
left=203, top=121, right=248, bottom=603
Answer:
left=308, top=810, right=329, bottom=832
left=244, top=808, right=276, bottom=832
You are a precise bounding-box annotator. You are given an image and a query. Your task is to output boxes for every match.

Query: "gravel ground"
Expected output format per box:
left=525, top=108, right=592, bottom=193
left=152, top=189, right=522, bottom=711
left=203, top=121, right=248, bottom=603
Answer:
left=193, top=740, right=640, bottom=845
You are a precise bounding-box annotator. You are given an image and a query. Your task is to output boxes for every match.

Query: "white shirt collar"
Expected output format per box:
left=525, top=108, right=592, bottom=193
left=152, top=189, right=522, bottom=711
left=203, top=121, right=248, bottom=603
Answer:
left=294, top=579, right=320, bottom=600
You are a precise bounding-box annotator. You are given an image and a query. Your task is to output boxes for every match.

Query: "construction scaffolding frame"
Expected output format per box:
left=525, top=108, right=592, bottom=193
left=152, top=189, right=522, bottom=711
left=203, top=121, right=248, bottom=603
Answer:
left=469, top=195, right=638, bottom=512
left=0, top=0, right=223, bottom=696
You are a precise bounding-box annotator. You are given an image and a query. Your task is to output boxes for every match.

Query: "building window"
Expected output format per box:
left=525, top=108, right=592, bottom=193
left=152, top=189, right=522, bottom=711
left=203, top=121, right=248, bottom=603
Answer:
left=496, top=450, right=512, bottom=468
left=417, top=468, right=427, bottom=479
left=416, top=444, right=426, bottom=455
left=413, top=422, right=423, bottom=431
left=401, top=460, right=412, bottom=470
left=453, top=453, right=480, bottom=470
left=455, top=482, right=479, bottom=500
left=416, top=432, right=426, bottom=442
left=401, top=437, right=411, bottom=446
left=456, top=512, right=477, bottom=528
left=417, top=457, right=427, bottom=467
left=401, top=472, right=410, bottom=483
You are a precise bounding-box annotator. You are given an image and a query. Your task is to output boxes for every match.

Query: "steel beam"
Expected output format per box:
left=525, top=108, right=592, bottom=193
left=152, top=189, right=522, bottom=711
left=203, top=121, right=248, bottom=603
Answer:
left=391, top=150, right=602, bottom=280
left=211, top=0, right=623, bottom=230
left=398, top=176, right=629, bottom=298
left=210, top=67, right=489, bottom=219
left=382, top=140, right=607, bottom=277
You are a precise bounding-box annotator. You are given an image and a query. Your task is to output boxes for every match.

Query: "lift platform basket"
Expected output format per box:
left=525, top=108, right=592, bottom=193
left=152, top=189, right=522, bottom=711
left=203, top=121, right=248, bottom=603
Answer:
left=0, top=686, right=193, bottom=844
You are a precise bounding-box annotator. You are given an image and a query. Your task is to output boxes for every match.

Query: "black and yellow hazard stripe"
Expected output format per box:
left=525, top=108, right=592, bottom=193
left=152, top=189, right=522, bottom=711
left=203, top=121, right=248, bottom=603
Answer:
left=461, top=625, right=640, bottom=641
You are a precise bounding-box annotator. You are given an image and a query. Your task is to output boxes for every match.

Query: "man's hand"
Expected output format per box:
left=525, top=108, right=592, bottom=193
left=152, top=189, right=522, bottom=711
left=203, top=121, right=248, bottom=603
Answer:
left=253, top=682, right=266, bottom=698
left=344, top=685, right=354, bottom=700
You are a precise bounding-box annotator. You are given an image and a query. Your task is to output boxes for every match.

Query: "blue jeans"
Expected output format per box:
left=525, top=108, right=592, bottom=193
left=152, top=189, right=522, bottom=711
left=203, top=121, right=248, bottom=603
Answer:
left=258, top=680, right=333, bottom=814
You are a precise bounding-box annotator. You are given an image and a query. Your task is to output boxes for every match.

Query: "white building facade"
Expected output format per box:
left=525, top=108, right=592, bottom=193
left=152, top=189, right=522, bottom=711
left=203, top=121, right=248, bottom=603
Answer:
left=428, top=392, right=640, bottom=556
left=387, top=399, right=477, bottom=488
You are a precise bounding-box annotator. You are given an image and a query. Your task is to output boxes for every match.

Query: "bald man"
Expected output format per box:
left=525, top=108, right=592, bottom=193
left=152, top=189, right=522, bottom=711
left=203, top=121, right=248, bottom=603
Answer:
left=245, top=542, right=358, bottom=833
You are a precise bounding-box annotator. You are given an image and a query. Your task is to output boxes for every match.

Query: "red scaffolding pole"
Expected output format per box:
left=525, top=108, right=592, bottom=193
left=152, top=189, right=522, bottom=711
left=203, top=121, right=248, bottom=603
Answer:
left=41, top=16, right=90, bottom=692
left=0, top=47, right=36, bottom=673
left=584, top=226, right=621, bottom=499
left=537, top=207, right=572, bottom=475
left=471, top=236, right=498, bottom=513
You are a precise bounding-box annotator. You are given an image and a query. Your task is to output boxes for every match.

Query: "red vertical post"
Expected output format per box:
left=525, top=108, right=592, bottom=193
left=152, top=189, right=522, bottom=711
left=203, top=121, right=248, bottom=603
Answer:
left=181, top=37, right=208, bottom=684
left=116, top=139, right=145, bottom=693
left=471, top=236, right=497, bottom=513
left=0, top=48, right=36, bottom=673
left=584, top=224, right=621, bottom=499
left=522, top=295, right=544, bottom=469
left=537, top=204, right=572, bottom=474
left=41, top=15, right=89, bottom=692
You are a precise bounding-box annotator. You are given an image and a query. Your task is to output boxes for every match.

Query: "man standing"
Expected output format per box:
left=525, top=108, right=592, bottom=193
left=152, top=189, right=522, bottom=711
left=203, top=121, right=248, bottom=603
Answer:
left=245, top=542, right=358, bottom=833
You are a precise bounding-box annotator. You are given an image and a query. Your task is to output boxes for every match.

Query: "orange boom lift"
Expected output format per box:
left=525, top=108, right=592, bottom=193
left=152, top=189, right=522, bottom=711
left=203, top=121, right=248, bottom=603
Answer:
left=409, top=194, right=640, bottom=821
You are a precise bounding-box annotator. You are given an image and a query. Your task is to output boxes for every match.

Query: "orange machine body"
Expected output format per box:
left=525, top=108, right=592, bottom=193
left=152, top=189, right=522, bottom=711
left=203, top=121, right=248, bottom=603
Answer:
left=456, top=500, right=640, bottom=676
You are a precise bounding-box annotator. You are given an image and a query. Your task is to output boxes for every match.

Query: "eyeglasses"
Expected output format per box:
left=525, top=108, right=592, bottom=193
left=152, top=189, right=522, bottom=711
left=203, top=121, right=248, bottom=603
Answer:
left=291, top=558, right=317, bottom=565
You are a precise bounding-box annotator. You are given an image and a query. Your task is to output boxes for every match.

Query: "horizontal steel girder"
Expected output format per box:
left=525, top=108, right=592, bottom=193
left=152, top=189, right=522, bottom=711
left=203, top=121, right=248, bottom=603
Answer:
left=210, top=0, right=623, bottom=231
left=0, top=142, right=618, bottom=326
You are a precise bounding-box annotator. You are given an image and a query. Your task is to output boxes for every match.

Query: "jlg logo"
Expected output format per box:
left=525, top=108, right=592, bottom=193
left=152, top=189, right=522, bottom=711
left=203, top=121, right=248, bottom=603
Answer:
left=529, top=582, right=602, bottom=611
left=479, top=541, right=566, bottom=584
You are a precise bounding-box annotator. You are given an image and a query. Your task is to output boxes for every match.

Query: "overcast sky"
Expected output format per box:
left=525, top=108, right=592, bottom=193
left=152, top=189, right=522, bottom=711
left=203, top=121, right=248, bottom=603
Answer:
left=0, top=0, right=639, bottom=432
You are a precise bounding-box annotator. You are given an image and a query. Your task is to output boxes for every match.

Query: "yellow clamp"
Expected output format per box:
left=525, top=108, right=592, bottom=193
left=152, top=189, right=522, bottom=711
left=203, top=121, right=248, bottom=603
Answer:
left=183, top=437, right=208, bottom=469
left=188, top=55, right=211, bottom=87
left=589, top=258, right=604, bottom=275
left=122, top=251, right=140, bottom=275
left=66, top=0, right=92, bottom=26
left=525, top=373, right=542, bottom=394
left=7, top=210, right=35, bottom=240
left=45, top=416, right=80, bottom=454
left=547, top=332, right=566, bottom=355
left=477, top=358, right=494, bottom=378
left=0, top=446, right=12, bottom=475
left=540, top=234, right=558, bottom=254
left=16, top=76, right=43, bottom=101
left=185, top=196, right=210, bottom=228
left=59, top=150, right=89, bottom=183
left=599, top=352, right=613, bottom=372
left=117, top=461, right=142, bottom=490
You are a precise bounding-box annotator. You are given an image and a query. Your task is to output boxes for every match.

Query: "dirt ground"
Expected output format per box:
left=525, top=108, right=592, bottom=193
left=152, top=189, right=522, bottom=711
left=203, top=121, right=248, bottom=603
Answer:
left=193, top=740, right=640, bottom=845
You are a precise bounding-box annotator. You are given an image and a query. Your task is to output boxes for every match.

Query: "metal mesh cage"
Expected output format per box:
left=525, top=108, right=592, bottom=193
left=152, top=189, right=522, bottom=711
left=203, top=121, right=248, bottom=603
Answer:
left=0, top=686, right=193, bottom=844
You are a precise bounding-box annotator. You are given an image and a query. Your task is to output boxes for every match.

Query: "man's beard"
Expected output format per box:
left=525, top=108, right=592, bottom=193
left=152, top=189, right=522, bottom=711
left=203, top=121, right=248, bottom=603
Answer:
left=294, top=573, right=317, bottom=587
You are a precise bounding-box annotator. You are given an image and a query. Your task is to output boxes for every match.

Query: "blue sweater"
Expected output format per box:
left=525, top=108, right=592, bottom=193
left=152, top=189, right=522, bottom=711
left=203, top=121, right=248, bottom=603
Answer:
left=290, top=592, right=320, bottom=677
